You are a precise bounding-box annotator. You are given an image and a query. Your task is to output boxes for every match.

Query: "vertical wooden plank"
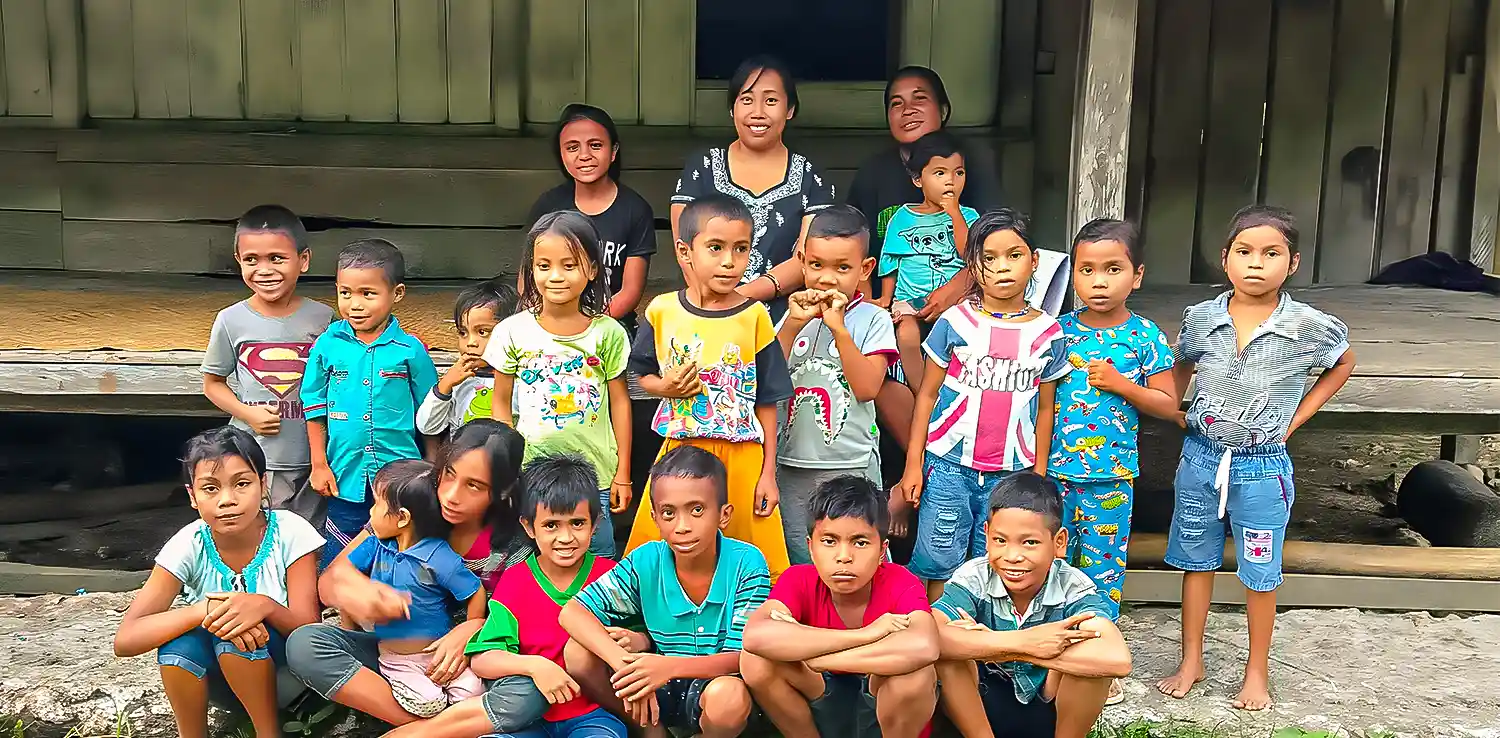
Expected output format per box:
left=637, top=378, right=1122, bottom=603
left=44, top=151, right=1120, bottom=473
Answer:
left=491, top=0, right=522, bottom=129
left=1378, top=0, right=1451, bottom=267
left=186, top=0, right=245, bottom=118
left=132, top=0, right=191, bottom=118
left=1000, top=0, right=1039, bottom=215
left=242, top=0, right=300, bottom=119
left=1123, top=0, right=1157, bottom=224
left=1471, top=0, right=1500, bottom=270
left=526, top=0, right=583, bottom=124
left=1317, top=0, right=1395, bottom=283
left=1139, top=0, right=1210, bottom=283
left=343, top=0, right=396, bottom=122
left=396, top=0, right=447, bottom=122
left=584, top=0, right=637, bottom=122
left=901, top=0, right=935, bottom=67
left=1193, top=0, right=1272, bottom=283
left=931, top=0, right=1002, bottom=127
left=83, top=0, right=136, bottom=118
left=298, top=0, right=347, bottom=121
left=1068, top=0, right=1139, bottom=240
left=3, top=0, right=53, bottom=116
left=1262, top=0, right=1336, bottom=287
left=637, top=0, right=691, bottom=125
left=45, top=0, right=85, bottom=127
left=1032, top=0, right=1083, bottom=250
left=1433, top=1, right=1480, bottom=258
left=0, top=2, right=7, bottom=114
left=447, top=0, right=492, bottom=123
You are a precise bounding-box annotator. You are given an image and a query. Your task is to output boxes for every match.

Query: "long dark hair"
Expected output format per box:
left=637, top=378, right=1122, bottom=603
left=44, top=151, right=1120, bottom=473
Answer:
left=519, top=210, right=609, bottom=318
left=438, top=419, right=525, bottom=552
left=554, top=103, right=623, bottom=183
left=964, top=208, right=1035, bottom=300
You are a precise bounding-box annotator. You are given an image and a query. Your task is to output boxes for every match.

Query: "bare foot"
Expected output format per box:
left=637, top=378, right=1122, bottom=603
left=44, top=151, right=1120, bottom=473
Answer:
left=1155, top=662, right=1204, bottom=699
left=1231, top=671, right=1272, bottom=711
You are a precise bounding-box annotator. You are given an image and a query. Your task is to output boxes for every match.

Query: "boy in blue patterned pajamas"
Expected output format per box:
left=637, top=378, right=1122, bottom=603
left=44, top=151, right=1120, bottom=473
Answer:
left=1155, top=206, right=1355, bottom=712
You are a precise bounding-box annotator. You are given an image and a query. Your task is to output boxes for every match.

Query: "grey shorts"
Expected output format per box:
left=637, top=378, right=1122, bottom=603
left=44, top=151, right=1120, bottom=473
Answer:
left=776, top=462, right=882, bottom=566
left=284, top=623, right=548, bottom=732
left=265, top=467, right=327, bottom=531
left=809, top=673, right=881, bottom=738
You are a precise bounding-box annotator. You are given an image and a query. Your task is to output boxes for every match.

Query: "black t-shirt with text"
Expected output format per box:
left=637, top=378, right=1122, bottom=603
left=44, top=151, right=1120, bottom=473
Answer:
left=528, top=182, right=658, bottom=301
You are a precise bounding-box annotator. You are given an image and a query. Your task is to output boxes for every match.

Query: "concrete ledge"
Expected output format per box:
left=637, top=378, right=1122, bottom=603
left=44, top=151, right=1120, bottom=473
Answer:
left=0, top=562, right=148, bottom=596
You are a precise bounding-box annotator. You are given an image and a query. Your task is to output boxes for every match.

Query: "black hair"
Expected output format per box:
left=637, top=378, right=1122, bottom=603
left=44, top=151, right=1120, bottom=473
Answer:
left=453, top=278, right=520, bottom=332
left=519, top=454, right=602, bottom=523
left=181, top=425, right=267, bottom=486
left=235, top=204, right=310, bottom=254
left=806, top=475, right=888, bottom=538
left=649, top=446, right=729, bottom=507
left=1225, top=204, right=1300, bottom=255
left=678, top=195, right=753, bottom=246
left=902, top=130, right=965, bottom=179
left=806, top=204, right=870, bottom=246
left=438, top=419, right=526, bottom=551
left=987, top=471, right=1064, bottom=532
left=963, top=208, right=1035, bottom=297
left=886, top=66, right=952, bottom=126
left=520, top=210, right=609, bottom=317
left=374, top=459, right=451, bottom=542
left=337, top=238, right=405, bottom=287
left=727, top=55, right=799, bottom=114
left=554, top=103, right=624, bottom=183
left=1071, top=218, right=1142, bottom=267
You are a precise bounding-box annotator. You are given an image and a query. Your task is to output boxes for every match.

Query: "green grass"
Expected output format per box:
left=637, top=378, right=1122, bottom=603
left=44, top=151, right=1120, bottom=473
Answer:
left=1088, top=721, right=1402, bottom=738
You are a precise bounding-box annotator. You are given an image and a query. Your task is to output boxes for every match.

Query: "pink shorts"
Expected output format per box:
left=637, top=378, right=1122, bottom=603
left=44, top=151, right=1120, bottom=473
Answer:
left=378, top=651, right=485, bottom=718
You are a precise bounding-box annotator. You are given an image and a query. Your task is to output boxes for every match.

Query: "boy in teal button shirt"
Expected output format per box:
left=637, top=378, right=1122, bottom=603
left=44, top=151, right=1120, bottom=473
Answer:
left=561, top=446, right=770, bottom=738
left=302, top=239, right=438, bottom=566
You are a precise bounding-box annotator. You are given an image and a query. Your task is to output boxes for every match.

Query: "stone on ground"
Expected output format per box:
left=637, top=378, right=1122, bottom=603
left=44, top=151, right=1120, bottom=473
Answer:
left=1398, top=460, right=1500, bottom=547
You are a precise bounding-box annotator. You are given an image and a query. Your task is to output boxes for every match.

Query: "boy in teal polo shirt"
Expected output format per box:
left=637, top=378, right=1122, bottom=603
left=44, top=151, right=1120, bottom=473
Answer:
left=302, top=239, right=439, bottom=567
left=560, top=446, right=770, bottom=738
left=931, top=472, right=1131, bottom=738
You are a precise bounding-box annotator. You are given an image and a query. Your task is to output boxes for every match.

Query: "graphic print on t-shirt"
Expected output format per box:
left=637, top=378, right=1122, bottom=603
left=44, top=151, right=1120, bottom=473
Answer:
left=785, top=335, right=851, bottom=446
left=656, top=336, right=759, bottom=442
left=237, top=342, right=313, bottom=419
left=512, top=351, right=605, bottom=431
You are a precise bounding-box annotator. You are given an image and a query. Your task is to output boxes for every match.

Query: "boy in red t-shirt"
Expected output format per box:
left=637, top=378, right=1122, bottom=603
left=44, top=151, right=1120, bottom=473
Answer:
left=741, top=475, right=939, bottom=738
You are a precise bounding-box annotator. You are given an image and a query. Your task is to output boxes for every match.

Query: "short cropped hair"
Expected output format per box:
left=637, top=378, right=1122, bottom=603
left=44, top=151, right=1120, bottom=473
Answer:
left=987, top=471, right=1064, bottom=532
left=337, top=238, right=405, bottom=287
left=453, top=278, right=520, bottom=328
left=235, top=204, right=309, bottom=254
left=1071, top=218, right=1142, bottom=267
left=903, top=130, right=964, bottom=179
left=649, top=446, right=729, bottom=506
left=806, top=475, right=888, bottom=538
left=679, top=195, right=753, bottom=246
left=806, top=204, right=870, bottom=254
left=520, top=454, right=602, bottom=522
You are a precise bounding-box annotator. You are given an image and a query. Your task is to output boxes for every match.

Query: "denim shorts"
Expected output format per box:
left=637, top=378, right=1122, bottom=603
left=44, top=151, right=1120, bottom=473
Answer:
left=490, top=706, right=628, bottom=738
left=1164, top=433, right=1295, bottom=592
left=808, top=673, right=881, bottom=738
left=158, top=626, right=285, bottom=679
left=590, top=489, right=616, bottom=559
left=909, top=453, right=1017, bottom=580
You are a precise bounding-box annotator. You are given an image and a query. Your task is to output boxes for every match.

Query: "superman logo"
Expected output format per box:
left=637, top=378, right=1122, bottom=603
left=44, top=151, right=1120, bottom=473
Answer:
left=238, top=342, right=313, bottom=399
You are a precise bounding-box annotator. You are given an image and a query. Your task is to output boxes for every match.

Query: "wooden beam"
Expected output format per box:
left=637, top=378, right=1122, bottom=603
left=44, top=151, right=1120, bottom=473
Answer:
left=584, top=0, right=639, bottom=123
left=491, top=0, right=524, bottom=130
left=1139, top=0, right=1211, bottom=283
left=1122, top=570, right=1500, bottom=613
left=241, top=0, right=299, bottom=120
left=44, top=0, right=84, bottom=128
left=1378, top=0, right=1451, bottom=268
left=1067, top=0, right=1138, bottom=240
left=185, top=0, right=245, bottom=120
left=396, top=0, right=448, bottom=123
left=0, top=562, right=148, bottom=596
left=525, top=0, right=584, bottom=124
left=637, top=0, right=693, bottom=126
left=2, top=0, right=53, bottom=117
left=343, top=0, right=398, bottom=123
left=130, top=0, right=192, bottom=119
left=296, top=0, right=347, bottom=121
left=0, top=210, right=61, bottom=268
left=1130, top=533, right=1500, bottom=581
left=1471, top=0, right=1500, bottom=270
left=82, top=0, right=136, bottom=119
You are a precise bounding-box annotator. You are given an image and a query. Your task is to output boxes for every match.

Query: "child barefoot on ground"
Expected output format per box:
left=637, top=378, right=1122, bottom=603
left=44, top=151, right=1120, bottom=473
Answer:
left=1051, top=219, right=1179, bottom=705
left=874, top=131, right=979, bottom=391
left=114, top=426, right=324, bottom=738
left=776, top=205, right=898, bottom=563
left=742, top=475, right=938, bottom=738
left=1156, top=205, right=1355, bottom=711
left=932, top=473, right=1131, bottom=738
left=562, top=447, right=771, bottom=738
left=416, top=279, right=520, bottom=440
left=347, top=460, right=488, bottom=717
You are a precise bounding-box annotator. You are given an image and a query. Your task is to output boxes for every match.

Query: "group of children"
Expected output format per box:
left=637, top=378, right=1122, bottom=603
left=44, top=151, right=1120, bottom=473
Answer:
left=110, top=125, right=1355, bottom=737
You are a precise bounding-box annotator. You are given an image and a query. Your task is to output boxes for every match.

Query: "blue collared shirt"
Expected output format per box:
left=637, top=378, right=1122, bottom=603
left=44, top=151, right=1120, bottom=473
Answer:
left=575, top=533, right=770, bottom=655
left=301, top=318, right=439, bottom=501
left=1173, top=291, right=1349, bottom=448
left=347, top=535, right=482, bottom=642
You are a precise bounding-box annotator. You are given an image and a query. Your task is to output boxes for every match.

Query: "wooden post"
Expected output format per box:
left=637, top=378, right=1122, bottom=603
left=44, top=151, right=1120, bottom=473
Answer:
left=43, top=0, right=84, bottom=128
left=1067, top=0, right=1139, bottom=241
left=1472, top=0, right=1500, bottom=271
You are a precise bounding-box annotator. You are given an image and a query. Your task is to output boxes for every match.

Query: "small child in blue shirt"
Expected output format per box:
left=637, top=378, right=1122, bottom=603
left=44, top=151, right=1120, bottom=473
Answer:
left=302, top=239, right=439, bottom=567
left=347, top=459, right=487, bottom=717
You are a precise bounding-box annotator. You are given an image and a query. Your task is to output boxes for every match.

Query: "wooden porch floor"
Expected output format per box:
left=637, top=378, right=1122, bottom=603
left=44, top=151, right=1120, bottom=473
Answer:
left=0, top=271, right=1496, bottom=432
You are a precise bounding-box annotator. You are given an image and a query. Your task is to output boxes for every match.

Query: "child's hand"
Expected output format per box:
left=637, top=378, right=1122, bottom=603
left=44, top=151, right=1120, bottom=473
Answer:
left=611, top=652, right=677, bottom=702
left=1086, top=359, right=1127, bottom=395
left=1019, top=613, right=1102, bottom=660
left=659, top=362, right=702, bottom=398
left=607, top=626, right=650, bottom=653
left=203, top=593, right=277, bottom=640
left=226, top=623, right=270, bottom=654
left=785, top=289, right=826, bottom=323
left=887, top=494, right=912, bottom=538
left=624, top=692, right=660, bottom=727
left=439, top=354, right=485, bottom=395
left=423, top=630, right=473, bottom=686
left=310, top=464, right=339, bottom=498
left=754, top=474, right=780, bottom=517
left=895, top=469, right=924, bottom=507
left=243, top=405, right=282, bottom=436
left=863, top=612, right=911, bottom=639
left=528, top=658, right=582, bottom=705
left=610, top=477, right=633, bottom=514
left=940, top=191, right=963, bottom=216
left=1172, top=410, right=1188, bottom=429
left=823, top=290, right=850, bottom=331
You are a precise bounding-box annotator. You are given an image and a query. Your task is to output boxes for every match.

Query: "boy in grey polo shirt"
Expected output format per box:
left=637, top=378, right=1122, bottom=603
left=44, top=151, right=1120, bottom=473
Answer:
left=1157, top=205, right=1355, bottom=712
left=202, top=205, right=335, bottom=527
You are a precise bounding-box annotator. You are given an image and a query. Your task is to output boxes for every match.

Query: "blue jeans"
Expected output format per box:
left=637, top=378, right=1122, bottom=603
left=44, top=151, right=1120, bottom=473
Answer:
left=158, top=626, right=285, bottom=679
left=590, top=489, right=616, bottom=559
left=485, top=707, right=628, bottom=738
left=910, top=453, right=1018, bottom=580
left=321, top=495, right=374, bottom=570
left=1164, top=433, right=1295, bottom=592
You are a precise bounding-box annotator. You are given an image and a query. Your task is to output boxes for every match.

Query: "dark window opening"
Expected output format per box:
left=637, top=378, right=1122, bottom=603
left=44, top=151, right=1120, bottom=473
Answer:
left=694, top=0, right=899, bottom=83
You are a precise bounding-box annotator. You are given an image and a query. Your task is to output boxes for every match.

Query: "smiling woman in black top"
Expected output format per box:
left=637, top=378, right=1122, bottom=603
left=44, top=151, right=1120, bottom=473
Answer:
left=528, top=104, right=657, bottom=332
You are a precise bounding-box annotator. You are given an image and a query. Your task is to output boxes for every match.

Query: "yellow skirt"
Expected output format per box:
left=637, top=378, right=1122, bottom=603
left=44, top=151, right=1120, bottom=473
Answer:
left=624, top=437, right=791, bottom=581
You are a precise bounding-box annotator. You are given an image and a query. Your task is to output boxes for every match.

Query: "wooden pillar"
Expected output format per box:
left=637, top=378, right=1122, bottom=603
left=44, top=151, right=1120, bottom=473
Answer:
left=1066, top=0, right=1139, bottom=240
left=43, top=0, right=84, bottom=128
left=1472, top=0, right=1500, bottom=271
